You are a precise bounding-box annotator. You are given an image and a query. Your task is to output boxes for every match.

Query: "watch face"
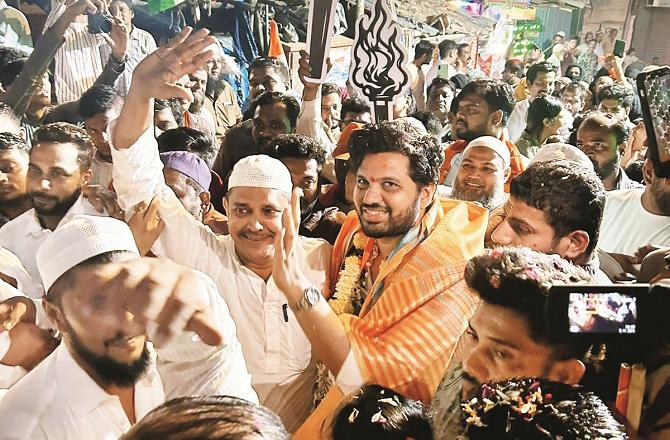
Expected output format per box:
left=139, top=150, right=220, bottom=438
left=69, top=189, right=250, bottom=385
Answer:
left=306, top=287, right=321, bottom=306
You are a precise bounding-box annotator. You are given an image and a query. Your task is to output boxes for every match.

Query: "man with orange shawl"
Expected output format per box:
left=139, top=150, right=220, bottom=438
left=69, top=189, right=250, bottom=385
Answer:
left=272, top=121, right=488, bottom=437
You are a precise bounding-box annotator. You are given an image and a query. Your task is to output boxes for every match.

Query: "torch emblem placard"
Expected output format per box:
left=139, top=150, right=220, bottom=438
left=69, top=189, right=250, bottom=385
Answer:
left=350, top=0, right=410, bottom=121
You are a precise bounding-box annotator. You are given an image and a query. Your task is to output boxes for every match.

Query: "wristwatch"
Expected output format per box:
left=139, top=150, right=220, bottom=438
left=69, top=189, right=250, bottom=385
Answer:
left=292, top=286, right=322, bottom=311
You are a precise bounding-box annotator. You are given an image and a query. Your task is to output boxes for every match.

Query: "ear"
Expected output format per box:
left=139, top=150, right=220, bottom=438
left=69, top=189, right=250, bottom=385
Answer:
left=223, top=196, right=229, bottom=214
left=503, top=166, right=512, bottom=182
left=491, top=109, right=504, bottom=127
left=542, top=117, right=552, bottom=127
left=547, top=358, right=586, bottom=385
left=419, top=183, right=436, bottom=211
left=560, top=230, right=590, bottom=261
left=43, top=298, right=67, bottom=335
left=617, top=141, right=627, bottom=156
left=643, top=158, right=655, bottom=185
left=199, top=190, right=211, bottom=208
left=81, top=168, right=93, bottom=187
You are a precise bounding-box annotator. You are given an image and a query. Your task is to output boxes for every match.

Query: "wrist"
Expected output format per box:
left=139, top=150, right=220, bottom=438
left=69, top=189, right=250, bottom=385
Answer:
left=287, top=280, right=317, bottom=309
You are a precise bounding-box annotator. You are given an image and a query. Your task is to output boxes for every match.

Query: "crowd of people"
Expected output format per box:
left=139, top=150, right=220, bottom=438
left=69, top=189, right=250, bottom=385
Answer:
left=0, top=0, right=669, bottom=438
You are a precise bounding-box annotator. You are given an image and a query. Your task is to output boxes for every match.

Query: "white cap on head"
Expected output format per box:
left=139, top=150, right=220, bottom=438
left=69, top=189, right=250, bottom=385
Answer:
left=228, top=154, right=293, bottom=194
left=529, top=143, right=594, bottom=171
left=36, top=215, right=140, bottom=294
left=463, top=136, right=511, bottom=168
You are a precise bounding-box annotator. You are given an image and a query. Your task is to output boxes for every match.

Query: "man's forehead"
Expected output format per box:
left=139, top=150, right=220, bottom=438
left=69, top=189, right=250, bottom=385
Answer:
left=227, top=186, right=289, bottom=205
left=255, top=102, right=287, bottom=118
left=507, top=197, right=547, bottom=225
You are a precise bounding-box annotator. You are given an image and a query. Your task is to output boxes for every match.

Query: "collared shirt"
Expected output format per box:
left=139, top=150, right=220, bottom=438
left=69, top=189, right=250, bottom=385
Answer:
left=90, top=151, right=114, bottom=188
left=110, top=125, right=332, bottom=432
left=0, top=343, right=165, bottom=440
left=0, top=0, right=32, bottom=53
left=614, top=167, right=644, bottom=191
left=507, top=98, right=531, bottom=142
left=99, top=26, right=157, bottom=97
left=0, top=196, right=105, bottom=298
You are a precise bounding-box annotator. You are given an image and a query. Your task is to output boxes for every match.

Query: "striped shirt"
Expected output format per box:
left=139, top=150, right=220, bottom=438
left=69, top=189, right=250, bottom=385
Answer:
left=99, top=26, right=156, bottom=96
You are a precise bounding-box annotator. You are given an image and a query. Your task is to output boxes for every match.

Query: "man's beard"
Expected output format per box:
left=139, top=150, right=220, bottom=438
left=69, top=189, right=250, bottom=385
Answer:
left=650, top=180, right=670, bottom=216
left=30, top=188, right=81, bottom=217
left=452, top=180, right=505, bottom=211
left=357, top=196, right=421, bottom=239
left=67, top=323, right=151, bottom=387
left=592, top=155, right=620, bottom=181
left=189, top=92, right=205, bottom=113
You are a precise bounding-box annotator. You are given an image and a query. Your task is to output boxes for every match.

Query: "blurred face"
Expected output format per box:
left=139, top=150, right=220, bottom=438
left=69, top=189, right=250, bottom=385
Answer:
left=164, top=168, right=205, bottom=220
left=452, top=146, right=507, bottom=210
left=30, top=73, right=51, bottom=108
left=647, top=160, right=670, bottom=216
left=595, top=32, right=603, bottom=42
left=154, top=108, right=178, bottom=137
left=84, top=113, right=111, bottom=156
left=561, top=90, right=584, bottom=116
left=206, top=57, right=223, bottom=79
left=175, top=76, right=195, bottom=114
left=502, top=69, right=520, bottom=86
left=460, top=302, right=561, bottom=397
left=27, top=142, right=89, bottom=217
left=188, top=70, right=208, bottom=113
left=553, top=35, right=563, bottom=44
left=321, top=92, right=341, bottom=130
left=598, top=98, right=628, bottom=121
left=585, top=32, right=593, bottom=41
left=224, top=186, right=289, bottom=266
left=568, top=39, right=578, bottom=50
left=109, top=1, right=133, bottom=31
left=427, top=84, right=454, bottom=123
left=281, top=157, right=320, bottom=212
left=252, top=102, right=293, bottom=148
left=55, top=263, right=150, bottom=386
left=543, top=111, right=568, bottom=139
left=588, top=40, right=597, bottom=53
left=354, top=152, right=425, bottom=238
left=577, top=124, right=620, bottom=180
left=566, top=67, right=582, bottom=82
left=529, top=71, right=556, bottom=100
left=393, top=95, right=409, bottom=119
left=458, top=47, right=470, bottom=65
left=492, top=196, right=571, bottom=257
left=0, top=148, right=28, bottom=204
left=248, top=66, right=286, bottom=101
left=453, top=94, right=499, bottom=141
left=341, top=111, right=372, bottom=130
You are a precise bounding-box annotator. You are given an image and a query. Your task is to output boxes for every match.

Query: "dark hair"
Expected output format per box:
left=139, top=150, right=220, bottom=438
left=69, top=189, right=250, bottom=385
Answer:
left=154, top=98, right=184, bottom=126
left=32, top=122, right=94, bottom=171
left=341, top=97, right=371, bottom=118
left=46, top=251, right=132, bottom=302
left=510, top=160, right=605, bottom=256
left=564, top=63, right=582, bottom=77
left=426, top=77, right=456, bottom=99
left=0, top=57, right=26, bottom=87
left=625, top=160, right=645, bottom=184
left=463, top=378, right=627, bottom=440
left=330, top=384, right=433, bottom=440
left=0, top=46, right=29, bottom=67
left=249, top=57, right=288, bottom=83
left=121, top=396, right=290, bottom=440
left=597, top=83, right=635, bottom=111
left=527, top=61, right=558, bottom=85
left=458, top=43, right=470, bottom=54
left=249, top=91, right=301, bottom=130
left=157, top=127, right=215, bottom=167
left=456, top=79, right=516, bottom=125
left=110, top=0, right=133, bottom=11
left=524, top=95, right=563, bottom=137
left=408, top=111, right=443, bottom=137
left=504, top=59, right=525, bottom=78
left=267, top=133, right=326, bottom=167
left=465, top=247, right=592, bottom=357
left=321, top=82, right=341, bottom=98
left=0, top=102, right=21, bottom=129
left=348, top=121, right=443, bottom=185
left=438, top=39, right=458, bottom=59
left=79, top=85, right=119, bottom=119
left=0, top=132, right=28, bottom=155
left=414, top=40, right=436, bottom=60
left=578, top=112, right=630, bottom=146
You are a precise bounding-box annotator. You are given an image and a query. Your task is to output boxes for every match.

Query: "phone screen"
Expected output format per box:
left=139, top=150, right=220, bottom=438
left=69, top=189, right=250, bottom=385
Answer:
left=568, top=292, right=637, bottom=334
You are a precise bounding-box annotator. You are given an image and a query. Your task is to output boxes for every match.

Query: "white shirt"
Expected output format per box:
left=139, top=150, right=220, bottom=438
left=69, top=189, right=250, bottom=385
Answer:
left=507, top=98, right=531, bottom=143
left=0, top=247, right=36, bottom=297
left=599, top=189, right=670, bottom=255
left=0, top=343, right=165, bottom=440
left=0, top=196, right=105, bottom=298
left=110, top=126, right=332, bottom=432
left=296, top=90, right=338, bottom=183
left=90, top=152, right=114, bottom=188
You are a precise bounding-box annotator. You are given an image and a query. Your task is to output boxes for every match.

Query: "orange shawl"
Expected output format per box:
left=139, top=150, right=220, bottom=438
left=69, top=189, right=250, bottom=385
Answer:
left=293, top=199, right=487, bottom=438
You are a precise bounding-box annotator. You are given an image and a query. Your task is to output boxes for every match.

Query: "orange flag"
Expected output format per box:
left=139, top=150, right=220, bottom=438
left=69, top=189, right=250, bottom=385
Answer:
left=268, top=20, right=288, bottom=66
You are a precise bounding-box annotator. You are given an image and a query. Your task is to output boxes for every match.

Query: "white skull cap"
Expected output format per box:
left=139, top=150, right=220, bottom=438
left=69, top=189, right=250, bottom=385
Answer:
left=36, top=215, right=139, bottom=294
left=463, top=136, right=511, bottom=168
left=228, top=154, right=293, bottom=194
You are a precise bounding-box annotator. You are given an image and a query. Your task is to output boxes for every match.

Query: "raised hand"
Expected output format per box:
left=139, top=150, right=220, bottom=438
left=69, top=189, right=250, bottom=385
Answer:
left=128, top=197, right=165, bottom=256
left=129, top=27, right=217, bottom=101
left=273, top=188, right=311, bottom=305
left=102, top=16, right=129, bottom=61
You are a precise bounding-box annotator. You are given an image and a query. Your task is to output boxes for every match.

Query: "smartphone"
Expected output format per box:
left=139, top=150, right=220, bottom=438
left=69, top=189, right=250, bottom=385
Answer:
left=613, top=39, right=626, bottom=58
left=546, top=285, right=651, bottom=343
left=87, top=12, right=112, bottom=34
left=637, top=66, right=670, bottom=178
